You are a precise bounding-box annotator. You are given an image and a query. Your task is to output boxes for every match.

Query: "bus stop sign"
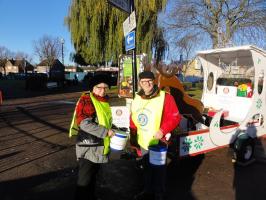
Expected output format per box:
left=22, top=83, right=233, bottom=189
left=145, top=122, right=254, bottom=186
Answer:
left=125, top=31, right=135, bottom=51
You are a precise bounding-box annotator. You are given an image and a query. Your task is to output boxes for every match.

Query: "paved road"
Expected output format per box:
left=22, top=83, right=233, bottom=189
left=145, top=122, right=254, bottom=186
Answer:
left=1, top=92, right=266, bottom=200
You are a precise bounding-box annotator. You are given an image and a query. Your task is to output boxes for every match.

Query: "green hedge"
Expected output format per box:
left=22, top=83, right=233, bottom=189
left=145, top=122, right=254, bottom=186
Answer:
left=195, top=82, right=203, bottom=89
left=183, top=82, right=192, bottom=90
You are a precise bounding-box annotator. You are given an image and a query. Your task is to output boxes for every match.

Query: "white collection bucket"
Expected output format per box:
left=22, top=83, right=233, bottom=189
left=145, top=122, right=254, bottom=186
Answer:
left=110, top=131, right=128, bottom=151
left=148, top=145, right=167, bottom=165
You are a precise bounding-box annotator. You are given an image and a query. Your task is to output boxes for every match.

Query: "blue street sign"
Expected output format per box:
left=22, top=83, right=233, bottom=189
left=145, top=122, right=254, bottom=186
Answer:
left=125, top=31, right=135, bottom=51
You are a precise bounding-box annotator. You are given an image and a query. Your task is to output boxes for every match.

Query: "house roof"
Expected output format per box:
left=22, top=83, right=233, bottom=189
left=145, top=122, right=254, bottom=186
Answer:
left=37, top=59, right=64, bottom=67
left=0, top=59, right=34, bottom=70
left=10, top=59, right=25, bottom=68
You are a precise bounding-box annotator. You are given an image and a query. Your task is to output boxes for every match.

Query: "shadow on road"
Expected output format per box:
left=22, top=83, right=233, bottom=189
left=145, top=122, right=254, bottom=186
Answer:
left=233, top=138, right=266, bottom=200
left=166, top=154, right=205, bottom=200
left=0, top=167, right=77, bottom=200
left=0, top=154, right=205, bottom=200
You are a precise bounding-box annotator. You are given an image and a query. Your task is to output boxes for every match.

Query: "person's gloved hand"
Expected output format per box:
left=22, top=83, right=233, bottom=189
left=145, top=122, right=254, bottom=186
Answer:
left=130, top=145, right=142, bottom=157
left=154, top=129, right=164, bottom=140
left=159, top=133, right=171, bottom=146
left=107, top=129, right=115, bottom=137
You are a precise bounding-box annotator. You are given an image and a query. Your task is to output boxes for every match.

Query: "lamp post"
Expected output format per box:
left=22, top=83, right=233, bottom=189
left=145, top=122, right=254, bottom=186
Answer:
left=130, top=0, right=137, bottom=98
left=60, top=38, right=65, bottom=65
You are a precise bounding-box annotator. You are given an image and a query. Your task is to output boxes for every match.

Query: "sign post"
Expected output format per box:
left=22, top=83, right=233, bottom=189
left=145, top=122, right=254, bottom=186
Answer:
left=107, top=0, right=131, bottom=13
left=108, top=0, right=137, bottom=98
left=129, top=0, right=137, bottom=98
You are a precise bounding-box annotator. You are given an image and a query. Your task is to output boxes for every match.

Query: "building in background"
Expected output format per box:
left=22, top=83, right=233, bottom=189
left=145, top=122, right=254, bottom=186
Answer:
left=36, top=59, right=65, bottom=82
left=0, top=59, right=34, bottom=75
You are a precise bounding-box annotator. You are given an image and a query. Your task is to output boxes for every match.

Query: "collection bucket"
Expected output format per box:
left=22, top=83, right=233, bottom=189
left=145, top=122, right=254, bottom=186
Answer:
left=148, top=145, right=167, bottom=165
left=110, top=130, right=128, bottom=151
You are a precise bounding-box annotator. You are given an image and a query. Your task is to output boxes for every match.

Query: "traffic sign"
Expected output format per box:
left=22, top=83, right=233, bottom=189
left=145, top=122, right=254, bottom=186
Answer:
left=123, top=11, right=136, bottom=36
left=107, top=0, right=131, bottom=13
left=125, top=31, right=135, bottom=51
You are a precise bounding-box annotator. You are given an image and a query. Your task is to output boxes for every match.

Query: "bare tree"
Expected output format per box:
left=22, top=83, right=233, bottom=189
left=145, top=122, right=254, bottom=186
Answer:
left=0, top=46, right=32, bottom=62
left=15, top=51, right=33, bottom=63
left=0, top=46, right=13, bottom=59
left=33, top=35, right=61, bottom=67
left=174, top=34, right=199, bottom=78
left=0, top=46, right=33, bottom=75
left=0, top=46, right=13, bottom=75
left=163, top=0, right=266, bottom=50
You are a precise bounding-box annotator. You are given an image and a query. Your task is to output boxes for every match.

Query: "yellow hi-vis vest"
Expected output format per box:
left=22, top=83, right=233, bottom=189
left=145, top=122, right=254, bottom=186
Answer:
left=69, top=92, right=87, bottom=138
left=131, top=90, right=165, bottom=150
left=90, top=93, right=112, bottom=155
left=69, top=92, right=112, bottom=155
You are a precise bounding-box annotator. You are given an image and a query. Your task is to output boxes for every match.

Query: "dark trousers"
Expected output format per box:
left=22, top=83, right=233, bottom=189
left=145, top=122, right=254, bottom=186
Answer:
left=74, top=158, right=100, bottom=200
left=141, top=153, right=167, bottom=195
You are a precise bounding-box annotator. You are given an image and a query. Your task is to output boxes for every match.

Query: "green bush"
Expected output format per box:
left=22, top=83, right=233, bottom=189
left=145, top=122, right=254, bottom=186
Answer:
left=195, top=82, right=203, bottom=89
left=183, top=82, right=192, bottom=90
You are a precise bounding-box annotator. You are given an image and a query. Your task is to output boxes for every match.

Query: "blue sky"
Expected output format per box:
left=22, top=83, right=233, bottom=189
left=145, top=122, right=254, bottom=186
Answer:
left=0, top=0, right=177, bottom=65
left=0, top=0, right=74, bottom=65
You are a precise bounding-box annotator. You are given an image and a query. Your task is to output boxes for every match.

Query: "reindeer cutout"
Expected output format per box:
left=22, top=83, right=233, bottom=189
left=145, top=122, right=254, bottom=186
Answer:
left=145, top=61, right=204, bottom=126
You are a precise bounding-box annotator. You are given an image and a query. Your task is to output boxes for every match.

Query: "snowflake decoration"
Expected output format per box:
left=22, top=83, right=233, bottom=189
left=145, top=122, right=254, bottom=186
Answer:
left=256, top=99, right=262, bottom=109
left=214, top=121, right=219, bottom=127
left=182, top=137, right=192, bottom=152
left=194, top=136, right=204, bottom=150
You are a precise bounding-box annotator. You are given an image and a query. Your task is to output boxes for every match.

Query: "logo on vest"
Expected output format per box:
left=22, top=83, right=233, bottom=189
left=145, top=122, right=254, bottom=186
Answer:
left=137, top=113, right=148, bottom=126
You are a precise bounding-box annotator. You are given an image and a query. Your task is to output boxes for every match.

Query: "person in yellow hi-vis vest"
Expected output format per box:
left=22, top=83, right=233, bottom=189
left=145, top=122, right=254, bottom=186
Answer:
left=69, top=73, right=114, bottom=200
left=130, top=71, right=181, bottom=200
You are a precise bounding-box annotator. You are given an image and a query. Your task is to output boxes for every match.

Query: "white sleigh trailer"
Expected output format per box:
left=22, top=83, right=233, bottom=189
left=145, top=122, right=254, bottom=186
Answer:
left=179, top=45, right=266, bottom=163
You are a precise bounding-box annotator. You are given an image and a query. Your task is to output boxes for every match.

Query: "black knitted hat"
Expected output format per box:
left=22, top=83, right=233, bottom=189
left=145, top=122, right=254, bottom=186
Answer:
left=88, top=73, right=110, bottom=91
left=138, top=71, right=155, bottom=80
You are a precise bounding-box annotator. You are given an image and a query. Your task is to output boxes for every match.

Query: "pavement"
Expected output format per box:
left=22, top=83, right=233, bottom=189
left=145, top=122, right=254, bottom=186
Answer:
left=1, top=88, right=266, bottom=200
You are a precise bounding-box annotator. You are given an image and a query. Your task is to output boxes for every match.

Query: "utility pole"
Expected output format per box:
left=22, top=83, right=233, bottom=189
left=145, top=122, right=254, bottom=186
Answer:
left=107, top=0, right=136, bottom=97
left=130, top=0, right=137, bottom=98
left=60, top=38, right=65, bottom=65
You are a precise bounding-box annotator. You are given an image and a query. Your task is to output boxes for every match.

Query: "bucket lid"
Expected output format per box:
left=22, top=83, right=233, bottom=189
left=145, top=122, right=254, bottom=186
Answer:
left=148, top=145, right=167, bottom=152
left=114, top=132, right=127, bottom=138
